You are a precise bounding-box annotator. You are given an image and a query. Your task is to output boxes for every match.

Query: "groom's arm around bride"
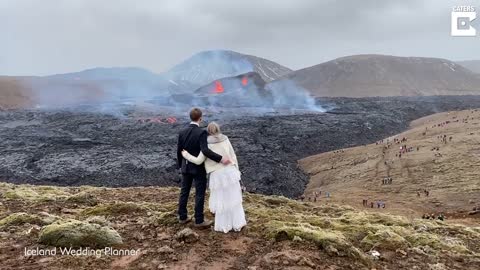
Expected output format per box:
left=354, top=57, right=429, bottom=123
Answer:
left=176, top=108, right=229, bottom=227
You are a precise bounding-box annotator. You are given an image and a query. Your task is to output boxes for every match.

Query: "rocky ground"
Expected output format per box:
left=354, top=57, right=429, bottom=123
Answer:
left=0, top=182, right=479, bottom=270
left=1, top=96, right=480, bottom=198
left=300, top=110, right=480, bottom=222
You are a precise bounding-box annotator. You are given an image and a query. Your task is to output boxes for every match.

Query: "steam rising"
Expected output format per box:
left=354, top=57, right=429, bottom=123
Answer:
left=266, top=80, right=324, bottom=112
left=22, top=51, right=324, bottom=116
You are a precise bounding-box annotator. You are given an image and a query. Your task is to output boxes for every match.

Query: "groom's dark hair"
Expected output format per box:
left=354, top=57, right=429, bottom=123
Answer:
left=190, top=108, right=202, bottom=122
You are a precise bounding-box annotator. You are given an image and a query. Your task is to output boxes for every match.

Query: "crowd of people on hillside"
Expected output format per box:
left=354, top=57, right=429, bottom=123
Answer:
left=422, top=213, right=445, bottom=221
left=362, top=199, right=386, bottom=208
left=299, top=190, right=330, bottom=202
left=377, top=136, right=421, bottom=160
left=302, top=111, right=480, bottom=219
left=433, top=134, right=453, bottom=145
left=432, top=120, right=452, bottom=128
left=417, top=189, right=430, bottom=197
left=382, top=177, right=393, bottom=185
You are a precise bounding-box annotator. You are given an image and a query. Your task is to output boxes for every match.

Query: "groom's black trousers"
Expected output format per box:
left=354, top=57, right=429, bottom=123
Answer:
left=178, top=172, right=207, bottom=224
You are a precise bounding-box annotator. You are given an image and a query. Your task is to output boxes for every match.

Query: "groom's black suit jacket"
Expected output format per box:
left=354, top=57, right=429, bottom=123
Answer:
left=177, top=123, right=223, bottom=175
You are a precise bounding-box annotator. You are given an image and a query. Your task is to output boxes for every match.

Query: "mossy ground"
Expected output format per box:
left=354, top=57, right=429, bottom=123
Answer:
left=39, top=220, right=123, bottom=248
left=0, top=212, right=46, bottom=227
left=2, top=183, right=71, bottom=202
left=0, top=182, right=479, bottom=269
left=244, top=193, right=479, bottom=256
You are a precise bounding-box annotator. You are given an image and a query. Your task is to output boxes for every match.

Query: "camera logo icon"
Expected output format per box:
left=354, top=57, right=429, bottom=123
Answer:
left=451, top=6, right=477, bottom=37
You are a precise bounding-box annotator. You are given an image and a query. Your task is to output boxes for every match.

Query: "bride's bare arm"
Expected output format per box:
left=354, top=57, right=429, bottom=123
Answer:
left=181, top=150, right=206, bottom=165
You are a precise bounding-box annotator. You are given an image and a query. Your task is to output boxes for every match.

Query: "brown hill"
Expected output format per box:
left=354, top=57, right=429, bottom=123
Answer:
left=300, top=109, right=480, bottom=222
left=0, top=76, right=108, bottom=109
left=0, top=76, right=33, bottom=110
left=457, top=60, right=480, bottom=74
left=281, top=55, right=480, bottom=97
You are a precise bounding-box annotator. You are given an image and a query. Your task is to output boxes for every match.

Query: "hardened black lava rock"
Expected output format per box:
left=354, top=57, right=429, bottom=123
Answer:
left=1, top=95, right=480, bottom=198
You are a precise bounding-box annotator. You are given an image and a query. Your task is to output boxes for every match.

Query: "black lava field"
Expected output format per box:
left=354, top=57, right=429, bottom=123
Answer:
left=1, top=96, right=480, bottom=198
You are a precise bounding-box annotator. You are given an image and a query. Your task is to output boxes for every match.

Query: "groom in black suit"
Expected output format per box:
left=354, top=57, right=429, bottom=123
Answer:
left=176, top=108, right=230, bottom=227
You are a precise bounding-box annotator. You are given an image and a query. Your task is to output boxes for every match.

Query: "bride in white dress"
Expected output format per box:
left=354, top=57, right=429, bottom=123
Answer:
left=181, top=122, right=247, bottom=233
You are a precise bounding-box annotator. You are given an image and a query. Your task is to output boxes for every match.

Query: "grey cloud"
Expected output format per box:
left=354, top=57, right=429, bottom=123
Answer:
left=1, top=0, right=479, bottom=75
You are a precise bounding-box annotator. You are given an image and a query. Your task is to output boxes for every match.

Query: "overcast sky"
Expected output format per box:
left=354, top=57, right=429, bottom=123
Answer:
left=1, top=0, right=479, bottom=75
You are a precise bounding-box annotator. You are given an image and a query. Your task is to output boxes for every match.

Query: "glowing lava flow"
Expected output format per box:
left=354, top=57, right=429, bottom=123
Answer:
left=241, top=76, right=248, bottom=86
left=214, top=81, right=224, bottom=93
left=166, top=117, right=177, bottom=124
left=137, top=117, right=177, bottom=124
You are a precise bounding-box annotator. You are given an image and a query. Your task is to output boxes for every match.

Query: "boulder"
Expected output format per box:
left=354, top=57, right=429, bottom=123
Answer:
left=66, top=192, right=98, bottom=206
left=38, top=220, right=122, bottom=248
left=175, top=228, right=198, bottom=243
left=157, top=245, right=174, bottom=254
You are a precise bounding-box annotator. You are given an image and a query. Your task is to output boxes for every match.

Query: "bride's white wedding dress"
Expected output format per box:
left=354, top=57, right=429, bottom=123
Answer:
left=208, top=165, right=245, bottom=232
left=182, top=134, right=246, bottom=233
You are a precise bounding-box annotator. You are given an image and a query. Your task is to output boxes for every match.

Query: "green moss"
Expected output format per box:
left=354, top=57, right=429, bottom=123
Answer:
left=333, top=224, right=374, bottom=241
left=1, top=183, right=477, bottom=261
left=263, top=196, right=291, bottom=205
left=81, top=202, right=148, bottom=216
left=311, top=204, right=355, bottom=217
left=39, top=212, right=62, bottom=225
left=464, top=227, right=480, bottom=236
left=240, top=191, right=480, bottom=259
left=66, top=191, right=98, bottom=206
left=266, top=220, right=371, bottom=264
left=441, top=238, right=471, bottom=254
left=4, top=189, right=42, bottom=200
left=406, top=233, right=443, bottom=250
left=405, top=233, right=471, bottom=255
left=361, top=229, right=409, bottom=250
left=3, top=185, right=69, bottom=202
left=300, top=215, right=336, bottom=229
left=38, top=220, right=122, bottom=248
left=0, top=212, right=46, bottom=227
left=142, top=202, right=177, bottom=213
left=267, top=221, right=346, bottom=246
left=85, top=216, right=109, bottom=226
left=339, top=211, right=410, bottom=227
left=149, top=211, right=178, bottom=226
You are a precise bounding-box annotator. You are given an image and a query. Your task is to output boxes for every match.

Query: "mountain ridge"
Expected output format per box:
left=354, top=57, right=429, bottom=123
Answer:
left=3, top=53, right=480, bottom=109
left=278, top=54, right=480, bottom=97
left=457, top=60, right=480, bottom=74
left=164, top=50, right=292, bottom=85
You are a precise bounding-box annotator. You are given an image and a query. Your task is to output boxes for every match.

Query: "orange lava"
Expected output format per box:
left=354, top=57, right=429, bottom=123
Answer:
left=214, top=81, right=224, bottom=93
left=137, top=117, right=177, bottom=124
left=166, top=117, right=177, bottom=124
left=241, top=76, right=248, bottom=86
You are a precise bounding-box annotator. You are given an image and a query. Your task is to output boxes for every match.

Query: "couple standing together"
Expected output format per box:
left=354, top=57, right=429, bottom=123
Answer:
left=176, top=108, right=246, bottom=232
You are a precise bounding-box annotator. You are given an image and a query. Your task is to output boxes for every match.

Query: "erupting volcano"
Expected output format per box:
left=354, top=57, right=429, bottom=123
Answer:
left=242, top=76, right=248, bottom=86
left=214, top=81, right=224, bottom=93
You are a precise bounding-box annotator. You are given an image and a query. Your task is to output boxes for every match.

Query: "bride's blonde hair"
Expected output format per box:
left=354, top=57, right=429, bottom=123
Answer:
left=207, top=122, right=221, bottom=135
